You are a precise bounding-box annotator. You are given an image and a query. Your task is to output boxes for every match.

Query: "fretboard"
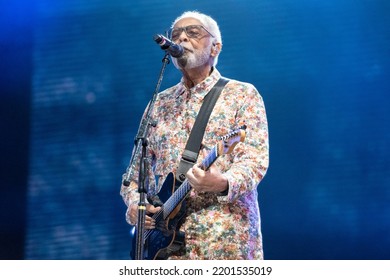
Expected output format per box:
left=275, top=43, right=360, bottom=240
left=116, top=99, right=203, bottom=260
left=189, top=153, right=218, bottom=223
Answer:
left=163, top=146, right=219, bottom=219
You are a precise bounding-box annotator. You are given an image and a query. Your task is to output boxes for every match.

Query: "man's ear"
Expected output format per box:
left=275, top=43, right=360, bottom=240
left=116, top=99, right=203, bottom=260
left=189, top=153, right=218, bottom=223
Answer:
left=211, top=42, right=222, bottom=57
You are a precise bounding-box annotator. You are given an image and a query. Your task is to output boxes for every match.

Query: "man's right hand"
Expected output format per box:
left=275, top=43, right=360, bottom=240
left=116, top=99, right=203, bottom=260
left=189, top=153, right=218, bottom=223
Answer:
left=126, top=204, right=161, bottom=230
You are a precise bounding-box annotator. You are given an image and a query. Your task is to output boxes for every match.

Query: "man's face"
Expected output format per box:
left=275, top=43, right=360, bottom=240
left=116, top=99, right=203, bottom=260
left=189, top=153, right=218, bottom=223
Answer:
left=171, top=17, right=214, bottom=70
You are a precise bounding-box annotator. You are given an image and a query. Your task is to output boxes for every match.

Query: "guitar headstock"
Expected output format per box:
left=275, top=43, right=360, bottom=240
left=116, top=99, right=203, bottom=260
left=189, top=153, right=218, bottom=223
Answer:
left=217, top=125, right=246, bottom=156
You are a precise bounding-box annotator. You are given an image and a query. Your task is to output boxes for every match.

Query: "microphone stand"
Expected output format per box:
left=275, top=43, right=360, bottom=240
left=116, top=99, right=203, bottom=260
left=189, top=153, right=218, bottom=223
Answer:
left=122, top=53, right=171, bottom=260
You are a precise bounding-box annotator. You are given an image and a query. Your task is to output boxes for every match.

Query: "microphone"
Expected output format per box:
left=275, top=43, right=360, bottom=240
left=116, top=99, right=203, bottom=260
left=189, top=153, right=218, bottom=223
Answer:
left=153, top=34, right=184, bottom=58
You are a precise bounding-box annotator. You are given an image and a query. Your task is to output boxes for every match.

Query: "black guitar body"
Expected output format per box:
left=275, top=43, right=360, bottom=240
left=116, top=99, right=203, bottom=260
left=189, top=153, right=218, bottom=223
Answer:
left=129, top=172, right=186, bottom=260
left=128, top=126, right=246, bottom=260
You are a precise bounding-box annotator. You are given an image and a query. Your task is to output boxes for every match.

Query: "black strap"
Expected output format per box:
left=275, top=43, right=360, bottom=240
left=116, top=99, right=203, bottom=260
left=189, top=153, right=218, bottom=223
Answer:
left=176, top=77, right=230, bottom=182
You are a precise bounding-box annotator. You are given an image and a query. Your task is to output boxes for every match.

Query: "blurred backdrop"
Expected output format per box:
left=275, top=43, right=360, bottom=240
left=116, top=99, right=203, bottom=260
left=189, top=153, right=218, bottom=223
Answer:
left=1, top=0, right=389, bottom=259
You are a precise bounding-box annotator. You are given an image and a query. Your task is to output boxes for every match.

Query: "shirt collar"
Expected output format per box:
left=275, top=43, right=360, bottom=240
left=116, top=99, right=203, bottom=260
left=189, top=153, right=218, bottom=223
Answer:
left=175, top=68, right=222, bottom=99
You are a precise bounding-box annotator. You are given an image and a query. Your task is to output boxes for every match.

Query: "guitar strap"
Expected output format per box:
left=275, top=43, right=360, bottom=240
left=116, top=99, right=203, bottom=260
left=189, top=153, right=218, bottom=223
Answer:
left=176, top=77, right=230, bottom=183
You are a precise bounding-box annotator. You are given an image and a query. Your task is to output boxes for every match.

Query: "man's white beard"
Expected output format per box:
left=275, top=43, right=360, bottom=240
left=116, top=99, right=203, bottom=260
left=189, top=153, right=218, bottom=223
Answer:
left=172, top=46, right=211, bottom=70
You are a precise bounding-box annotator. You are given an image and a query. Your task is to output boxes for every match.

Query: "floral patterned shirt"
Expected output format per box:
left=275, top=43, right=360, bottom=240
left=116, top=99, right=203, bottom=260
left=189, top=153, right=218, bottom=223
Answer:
left=120, top=68, right=269, bottom=260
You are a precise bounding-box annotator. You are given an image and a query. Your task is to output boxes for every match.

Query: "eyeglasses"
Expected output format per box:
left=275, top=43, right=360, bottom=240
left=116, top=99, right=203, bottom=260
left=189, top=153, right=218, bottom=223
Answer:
left=168, top=25, right=215, bottom=41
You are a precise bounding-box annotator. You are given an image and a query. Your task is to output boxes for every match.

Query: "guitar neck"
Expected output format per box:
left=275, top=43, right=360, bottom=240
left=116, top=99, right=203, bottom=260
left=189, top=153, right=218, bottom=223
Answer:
left=163, top=146, right=219, bottom=219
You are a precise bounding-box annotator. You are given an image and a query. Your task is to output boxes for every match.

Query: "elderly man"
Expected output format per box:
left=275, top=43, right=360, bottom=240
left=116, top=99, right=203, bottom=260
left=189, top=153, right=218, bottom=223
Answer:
left=121, top=11, right=269, bottom=260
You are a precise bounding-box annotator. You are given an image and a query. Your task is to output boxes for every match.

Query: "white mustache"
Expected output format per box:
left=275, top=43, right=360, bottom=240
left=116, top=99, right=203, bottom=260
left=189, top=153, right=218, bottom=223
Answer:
left=179, top=44, right=193, bottom=53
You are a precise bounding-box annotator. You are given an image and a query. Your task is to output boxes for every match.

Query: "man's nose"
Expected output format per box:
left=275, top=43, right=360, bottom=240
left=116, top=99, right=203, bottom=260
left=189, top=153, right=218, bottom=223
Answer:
left=177, top=29, right=189, bottom=42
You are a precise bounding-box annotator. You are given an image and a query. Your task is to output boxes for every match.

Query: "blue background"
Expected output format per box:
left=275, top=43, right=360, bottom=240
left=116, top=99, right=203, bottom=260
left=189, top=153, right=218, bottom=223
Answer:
left=1, top=0, right=389, bottom=259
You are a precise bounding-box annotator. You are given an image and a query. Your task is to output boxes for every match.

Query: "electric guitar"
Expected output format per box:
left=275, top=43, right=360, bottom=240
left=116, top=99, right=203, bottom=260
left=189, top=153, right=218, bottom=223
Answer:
left=129, top=125, right=246, bottom=259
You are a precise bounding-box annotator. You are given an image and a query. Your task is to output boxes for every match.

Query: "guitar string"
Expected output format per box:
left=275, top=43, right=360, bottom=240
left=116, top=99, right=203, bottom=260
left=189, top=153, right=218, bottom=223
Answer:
left=141, top=129, right=241, bottom=241
left=143, top=146, right=218, bottom=240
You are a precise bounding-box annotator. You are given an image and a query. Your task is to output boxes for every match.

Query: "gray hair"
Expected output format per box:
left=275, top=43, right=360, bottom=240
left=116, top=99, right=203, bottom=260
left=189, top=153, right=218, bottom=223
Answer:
left=171, top=11, right=222, bottom=66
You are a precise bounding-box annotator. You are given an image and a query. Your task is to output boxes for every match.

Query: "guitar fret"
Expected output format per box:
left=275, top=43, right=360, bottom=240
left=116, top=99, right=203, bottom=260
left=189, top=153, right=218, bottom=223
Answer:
left=163, top=180, right=191, bottom=219
left=202, top=147, right=217, bottom=170
left=131, top=127, right=246, bottom=259
left=163, top=148, right=219, bottom=220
